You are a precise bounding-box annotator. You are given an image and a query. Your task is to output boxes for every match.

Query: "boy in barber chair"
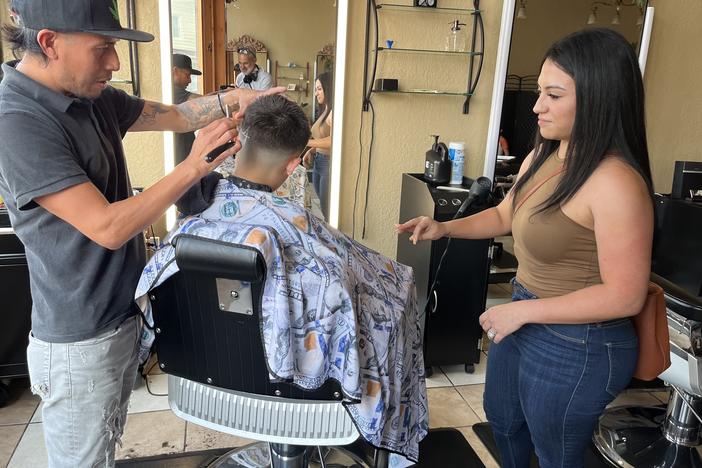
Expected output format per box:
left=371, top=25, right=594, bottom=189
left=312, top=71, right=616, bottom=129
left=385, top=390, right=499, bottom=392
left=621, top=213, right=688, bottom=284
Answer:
left=135, top=95, right=428, bottom=465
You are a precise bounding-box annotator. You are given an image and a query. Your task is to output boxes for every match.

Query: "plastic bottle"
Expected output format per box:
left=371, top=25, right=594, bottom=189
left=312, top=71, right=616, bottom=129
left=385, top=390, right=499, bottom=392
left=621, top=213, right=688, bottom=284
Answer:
left=445, top=20, right=467, bottom=52
left=449, top=142, right=465, bottom=185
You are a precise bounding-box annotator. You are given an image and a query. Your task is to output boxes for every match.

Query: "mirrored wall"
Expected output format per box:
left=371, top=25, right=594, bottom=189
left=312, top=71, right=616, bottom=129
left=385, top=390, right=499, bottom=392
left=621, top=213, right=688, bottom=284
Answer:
left=484, top=0, right=653, bottom=184
left=167, top=0, right=344, bottom=223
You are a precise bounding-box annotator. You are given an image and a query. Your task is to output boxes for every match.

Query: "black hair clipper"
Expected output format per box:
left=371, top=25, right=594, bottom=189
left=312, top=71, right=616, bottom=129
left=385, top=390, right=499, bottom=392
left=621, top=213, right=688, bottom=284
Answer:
left=204, top=141, right=236, bottom=163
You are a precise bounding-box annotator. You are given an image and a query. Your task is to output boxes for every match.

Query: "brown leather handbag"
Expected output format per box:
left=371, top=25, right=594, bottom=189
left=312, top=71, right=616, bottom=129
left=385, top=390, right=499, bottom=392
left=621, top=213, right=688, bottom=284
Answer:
left=631, top=282, right=670, bottom=380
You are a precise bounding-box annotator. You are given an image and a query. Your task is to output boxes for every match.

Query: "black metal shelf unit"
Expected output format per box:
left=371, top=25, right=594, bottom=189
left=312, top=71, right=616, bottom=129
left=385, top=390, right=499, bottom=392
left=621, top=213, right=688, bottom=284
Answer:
left=362, top=0, right=484, bottom=114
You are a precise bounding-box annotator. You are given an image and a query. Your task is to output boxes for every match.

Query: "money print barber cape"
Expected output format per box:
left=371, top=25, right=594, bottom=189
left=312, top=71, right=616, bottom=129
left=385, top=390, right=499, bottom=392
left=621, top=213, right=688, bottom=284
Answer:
left=135, top=178, right=428, bottom=463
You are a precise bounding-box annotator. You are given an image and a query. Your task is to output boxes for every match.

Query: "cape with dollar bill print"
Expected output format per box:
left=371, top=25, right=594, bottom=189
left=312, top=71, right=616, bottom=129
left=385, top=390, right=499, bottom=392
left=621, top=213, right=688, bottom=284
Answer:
left=135, top=177, right=428, bottom=463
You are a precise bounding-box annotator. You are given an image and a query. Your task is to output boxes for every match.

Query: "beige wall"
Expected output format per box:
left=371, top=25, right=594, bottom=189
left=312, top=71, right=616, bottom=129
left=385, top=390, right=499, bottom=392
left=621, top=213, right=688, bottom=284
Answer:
left=226, top=0, right=336, bottom=117
left=115, top=0, right=168, bottom=235
left=337, top=1, right=504, bottom=257
left=1, top=0, right=11, bottom=62
left=508, top=0, right=642, bottom=77
left=645, top=0, right=702, bottom=193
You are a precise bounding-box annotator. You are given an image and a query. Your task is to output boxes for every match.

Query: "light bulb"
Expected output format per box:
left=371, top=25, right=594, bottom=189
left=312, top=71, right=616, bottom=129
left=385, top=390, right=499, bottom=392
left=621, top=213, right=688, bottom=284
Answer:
left=517, top=5, right=527, bottom=19
left=587, top=11, right=597, bottom=24
left=611, top=11, right=620, bottom=25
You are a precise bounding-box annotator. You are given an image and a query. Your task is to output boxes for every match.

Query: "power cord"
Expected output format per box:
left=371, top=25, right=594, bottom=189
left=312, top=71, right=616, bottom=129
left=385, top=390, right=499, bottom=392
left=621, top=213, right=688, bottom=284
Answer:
left=141, top=358, right=168, bottom=397
left=352, top=106, right=366, bottom=239
left=361, top=100, right=376, bottom=239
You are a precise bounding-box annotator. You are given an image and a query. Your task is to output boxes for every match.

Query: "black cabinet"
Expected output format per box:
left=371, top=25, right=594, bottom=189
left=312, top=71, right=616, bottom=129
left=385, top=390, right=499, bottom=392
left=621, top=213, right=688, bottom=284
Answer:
left=396, top=174, right=490, bottom=370
left=0, top=209, right=31, bottom=379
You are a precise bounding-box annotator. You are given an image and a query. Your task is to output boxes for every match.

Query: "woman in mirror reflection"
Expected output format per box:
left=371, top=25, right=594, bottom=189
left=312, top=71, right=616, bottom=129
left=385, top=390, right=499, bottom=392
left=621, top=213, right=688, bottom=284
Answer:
left=304, top=72, right=333, bottom=219
left=397, top=28, right=653, bottom=468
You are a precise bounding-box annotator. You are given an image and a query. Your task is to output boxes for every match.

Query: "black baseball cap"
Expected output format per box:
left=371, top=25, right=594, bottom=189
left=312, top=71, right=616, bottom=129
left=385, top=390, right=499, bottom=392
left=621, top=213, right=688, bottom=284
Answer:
left=173, top=54, right=202, bottom=76
left=11, top=0, right=154, bottom=42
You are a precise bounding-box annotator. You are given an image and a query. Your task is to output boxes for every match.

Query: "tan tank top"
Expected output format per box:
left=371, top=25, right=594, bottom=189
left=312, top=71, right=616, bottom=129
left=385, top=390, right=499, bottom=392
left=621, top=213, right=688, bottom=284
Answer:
left=310, top=109, right=331, bottom=156
left=512, top=153, right=602, bottom=298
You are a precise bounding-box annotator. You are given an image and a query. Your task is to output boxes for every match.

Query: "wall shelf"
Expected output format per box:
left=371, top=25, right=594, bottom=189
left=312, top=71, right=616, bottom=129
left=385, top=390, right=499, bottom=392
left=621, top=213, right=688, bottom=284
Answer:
left=274, top=61, right=310, bottom=98
left=363, top=0, right=484, bottom=114
left=376, top=3, right=480, bottom=14
left=375, top=89, right=474, bottom=96
left=376, top=46, right=482, bottom=56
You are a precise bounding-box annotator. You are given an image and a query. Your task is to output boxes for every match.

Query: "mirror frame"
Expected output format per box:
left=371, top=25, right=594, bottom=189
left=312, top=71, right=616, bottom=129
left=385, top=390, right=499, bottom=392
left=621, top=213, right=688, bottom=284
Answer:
left=328, top=0, right=348, bottom=228
left=158, top=0, right=348, bottom=229
left=482, top=2, right=655, bottom=181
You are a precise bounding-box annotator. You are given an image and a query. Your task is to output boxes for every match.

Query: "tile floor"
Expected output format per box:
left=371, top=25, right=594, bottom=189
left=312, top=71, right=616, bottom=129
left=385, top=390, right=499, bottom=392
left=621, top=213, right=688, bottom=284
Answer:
left=0, top=283, right=670, bottom=468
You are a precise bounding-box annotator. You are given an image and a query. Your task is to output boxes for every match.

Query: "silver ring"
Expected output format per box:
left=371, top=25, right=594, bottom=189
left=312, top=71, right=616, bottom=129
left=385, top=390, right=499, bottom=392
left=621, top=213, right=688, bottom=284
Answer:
left=487, top=329, right=496, bottom=341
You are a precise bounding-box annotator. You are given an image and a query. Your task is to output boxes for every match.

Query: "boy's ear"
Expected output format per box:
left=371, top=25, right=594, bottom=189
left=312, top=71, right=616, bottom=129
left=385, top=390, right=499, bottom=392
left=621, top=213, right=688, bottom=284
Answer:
left=285, top=154, right=301, bottom=176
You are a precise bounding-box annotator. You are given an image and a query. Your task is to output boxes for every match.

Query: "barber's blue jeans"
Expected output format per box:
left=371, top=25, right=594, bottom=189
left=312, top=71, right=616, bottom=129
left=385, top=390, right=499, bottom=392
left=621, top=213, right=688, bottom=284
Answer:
left=484, top=279, right=638, bottom=468
left=312, top=152, right=330, bottom=219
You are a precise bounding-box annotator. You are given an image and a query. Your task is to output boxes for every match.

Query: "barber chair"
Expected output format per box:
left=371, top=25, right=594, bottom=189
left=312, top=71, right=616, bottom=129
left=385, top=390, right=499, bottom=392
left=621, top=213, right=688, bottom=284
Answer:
left=593, top=194, right=702, bottom=467
left=148, top=234, right=386, bottom=468
left=594, top=274, right=702, bottom=467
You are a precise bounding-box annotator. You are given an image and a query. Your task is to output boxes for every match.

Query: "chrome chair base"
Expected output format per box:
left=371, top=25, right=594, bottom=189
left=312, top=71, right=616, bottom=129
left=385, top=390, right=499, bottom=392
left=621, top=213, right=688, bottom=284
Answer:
left=210, top=442, right=370, bottom=468
left=594, top=405, right=702, bottom=468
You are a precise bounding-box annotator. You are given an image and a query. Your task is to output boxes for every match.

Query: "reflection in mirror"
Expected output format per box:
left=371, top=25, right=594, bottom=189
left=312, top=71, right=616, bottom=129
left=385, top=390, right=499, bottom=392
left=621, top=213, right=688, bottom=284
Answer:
left=483, top=0, right=652, bottom=186
left=170, top=0, right=201, bottom=169
left=226, top=35, right=271, bottom=84
left=225, top=1, right=337, bottom=221
left=167, top=0, right=343, bottom=223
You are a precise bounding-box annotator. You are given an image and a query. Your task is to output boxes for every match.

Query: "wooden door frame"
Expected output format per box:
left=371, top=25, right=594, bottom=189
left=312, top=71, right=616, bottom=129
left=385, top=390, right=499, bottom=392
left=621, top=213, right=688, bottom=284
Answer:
left=199, top=0, right=227, bottom=94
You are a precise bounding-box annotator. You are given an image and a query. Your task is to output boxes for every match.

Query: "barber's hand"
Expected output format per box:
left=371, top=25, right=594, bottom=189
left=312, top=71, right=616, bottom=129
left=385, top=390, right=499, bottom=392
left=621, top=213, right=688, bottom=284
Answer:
left=479, top=302, right=528, bottom=344
left=224, top=86, right=287, bottom=121
left=184, top=117, right=239, bottom=177
left=302, top=148, right=315, bottom=168
left=395, top=216, right=448, bottom=244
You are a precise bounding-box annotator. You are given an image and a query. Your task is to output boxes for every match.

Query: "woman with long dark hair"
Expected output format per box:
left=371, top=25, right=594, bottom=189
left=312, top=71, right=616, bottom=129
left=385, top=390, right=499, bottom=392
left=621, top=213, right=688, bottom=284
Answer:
left=397, top=28, right=653, bottom=467
left=304, top=71, right=333, bottom=219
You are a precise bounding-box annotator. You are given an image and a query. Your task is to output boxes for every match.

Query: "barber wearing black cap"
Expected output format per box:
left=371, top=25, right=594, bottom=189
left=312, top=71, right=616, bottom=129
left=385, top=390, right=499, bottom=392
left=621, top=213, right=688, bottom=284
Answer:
left=172, top=53, right=203, bottom=164
left=0, top=1, right=282, bottom=466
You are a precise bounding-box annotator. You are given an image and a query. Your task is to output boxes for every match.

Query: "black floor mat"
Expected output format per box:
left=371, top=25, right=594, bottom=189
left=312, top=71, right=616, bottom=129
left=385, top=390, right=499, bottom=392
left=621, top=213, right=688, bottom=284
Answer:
left=472, top=422, right=612, bottom=468
left=415, top=428, right=485, bottom=467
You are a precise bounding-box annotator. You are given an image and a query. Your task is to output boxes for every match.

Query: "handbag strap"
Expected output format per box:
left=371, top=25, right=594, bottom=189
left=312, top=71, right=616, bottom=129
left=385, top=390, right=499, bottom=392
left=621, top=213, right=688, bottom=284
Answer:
left=513, top=166, right=565, bottom=214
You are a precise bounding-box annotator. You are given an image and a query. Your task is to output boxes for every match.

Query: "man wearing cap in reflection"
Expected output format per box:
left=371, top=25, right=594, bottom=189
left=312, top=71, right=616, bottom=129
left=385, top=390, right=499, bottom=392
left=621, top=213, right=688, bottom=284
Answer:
left=0, top=1, right=283, bottom=466
left=172, top=53, right=202, bottom=164
left=235, top=46, right=273, bottom=90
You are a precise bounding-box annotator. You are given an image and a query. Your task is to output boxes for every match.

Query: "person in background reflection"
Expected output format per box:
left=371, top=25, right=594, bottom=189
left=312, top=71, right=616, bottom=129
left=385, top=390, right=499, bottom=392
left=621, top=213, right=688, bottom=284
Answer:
left=303, top=71, right=333, bottom=219
left=498, top=128, right=510, bottom=155
left=235, top=47, right=272, bottom=90
left=172, top=53, right=203, bottom=165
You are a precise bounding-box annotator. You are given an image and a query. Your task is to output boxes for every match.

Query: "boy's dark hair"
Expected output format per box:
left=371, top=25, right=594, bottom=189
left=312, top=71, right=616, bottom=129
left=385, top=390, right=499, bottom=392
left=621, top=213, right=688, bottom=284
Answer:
left=239, top=95, right=311, bottom=162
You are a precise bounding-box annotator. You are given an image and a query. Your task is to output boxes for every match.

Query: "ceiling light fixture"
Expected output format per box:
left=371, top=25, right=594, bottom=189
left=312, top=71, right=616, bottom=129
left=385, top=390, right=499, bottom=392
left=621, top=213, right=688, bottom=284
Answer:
left=517, top=0, right=527, bottom=20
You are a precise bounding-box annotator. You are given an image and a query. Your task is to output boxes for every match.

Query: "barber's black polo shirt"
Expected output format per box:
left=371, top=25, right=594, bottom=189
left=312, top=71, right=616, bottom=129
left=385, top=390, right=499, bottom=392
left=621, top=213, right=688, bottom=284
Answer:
left=173, top=85, right=195, bottom=165
left=0, top=62, right=146, bottom=342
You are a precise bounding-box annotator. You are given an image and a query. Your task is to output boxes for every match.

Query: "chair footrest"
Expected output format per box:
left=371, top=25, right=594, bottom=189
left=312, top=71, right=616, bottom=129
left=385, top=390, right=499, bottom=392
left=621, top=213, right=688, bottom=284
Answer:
left=168, top=375, right=359, bottom=446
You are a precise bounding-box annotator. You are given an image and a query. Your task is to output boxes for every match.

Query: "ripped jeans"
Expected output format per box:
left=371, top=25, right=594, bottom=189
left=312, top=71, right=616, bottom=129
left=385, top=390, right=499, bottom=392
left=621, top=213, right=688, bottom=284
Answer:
left=26, top=314, right=141, bottom=468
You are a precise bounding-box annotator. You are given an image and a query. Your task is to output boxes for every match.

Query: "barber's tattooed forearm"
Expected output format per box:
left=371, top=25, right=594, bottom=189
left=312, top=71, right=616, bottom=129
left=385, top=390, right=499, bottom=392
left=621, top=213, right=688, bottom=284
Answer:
left=178, top=96, right=238, bottom=131
left=138, top=102, right=170, bottom=125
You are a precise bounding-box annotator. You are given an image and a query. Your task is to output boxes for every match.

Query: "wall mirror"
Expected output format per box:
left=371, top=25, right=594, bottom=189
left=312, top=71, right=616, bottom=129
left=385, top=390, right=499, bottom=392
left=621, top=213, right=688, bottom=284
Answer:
left=483, top=0, right=655, bottom=183
left=162, top=0, right=348, bottom=226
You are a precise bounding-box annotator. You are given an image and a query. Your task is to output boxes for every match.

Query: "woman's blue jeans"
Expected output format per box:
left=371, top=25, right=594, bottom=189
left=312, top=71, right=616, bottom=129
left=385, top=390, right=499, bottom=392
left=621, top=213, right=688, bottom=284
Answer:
left=484, top=279, right=638, bottom=468
left=312, top=152, right=330, bottom=219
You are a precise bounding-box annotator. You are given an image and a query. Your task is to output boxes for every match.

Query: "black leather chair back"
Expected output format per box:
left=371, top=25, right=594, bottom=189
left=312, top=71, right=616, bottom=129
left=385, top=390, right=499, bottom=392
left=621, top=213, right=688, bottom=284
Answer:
left=653, top=195, right=702, bottom=298
left=150, top=234, right=341, bottom=400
